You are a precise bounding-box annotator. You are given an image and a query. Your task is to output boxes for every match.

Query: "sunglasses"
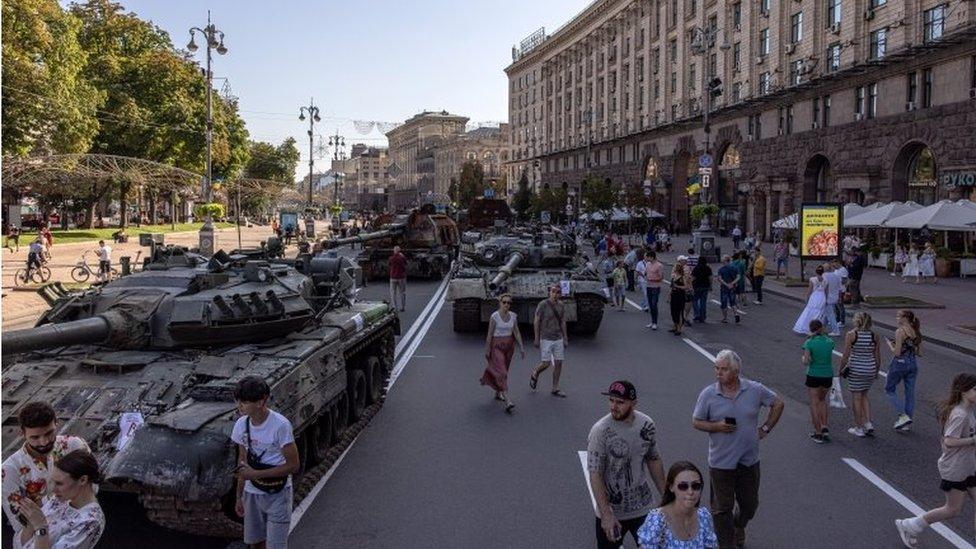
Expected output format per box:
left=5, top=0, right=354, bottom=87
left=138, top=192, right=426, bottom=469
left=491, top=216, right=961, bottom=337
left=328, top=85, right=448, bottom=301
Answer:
left=675, top=481, right=703, bottom=492
left=501, top=300, right=512, bottom=304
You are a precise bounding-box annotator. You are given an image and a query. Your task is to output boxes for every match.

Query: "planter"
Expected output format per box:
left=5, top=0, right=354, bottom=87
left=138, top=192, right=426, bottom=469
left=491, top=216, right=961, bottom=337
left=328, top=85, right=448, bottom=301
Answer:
left=867, top=252, right=890, bottom=269
left=960, top=258, right=976, bottom=278
left=935, top=258, right=957, bottom=278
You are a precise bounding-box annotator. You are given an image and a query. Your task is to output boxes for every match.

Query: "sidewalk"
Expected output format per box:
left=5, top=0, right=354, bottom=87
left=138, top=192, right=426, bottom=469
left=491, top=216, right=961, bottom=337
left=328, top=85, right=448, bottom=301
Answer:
left=648, top=234, right=976, bottom=357
left=0, top=225, right=279, bottom=330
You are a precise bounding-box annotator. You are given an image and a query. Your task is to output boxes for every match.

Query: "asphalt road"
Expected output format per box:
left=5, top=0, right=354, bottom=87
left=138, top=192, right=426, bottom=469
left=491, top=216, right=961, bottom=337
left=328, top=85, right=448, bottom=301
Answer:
left=5, top=251, right=975, bottom=548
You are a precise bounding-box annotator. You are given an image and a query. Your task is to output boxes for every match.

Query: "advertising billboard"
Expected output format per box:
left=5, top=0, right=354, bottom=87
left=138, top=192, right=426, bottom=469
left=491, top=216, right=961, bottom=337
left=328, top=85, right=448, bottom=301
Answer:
left=800, top=203, right=843, bottom=259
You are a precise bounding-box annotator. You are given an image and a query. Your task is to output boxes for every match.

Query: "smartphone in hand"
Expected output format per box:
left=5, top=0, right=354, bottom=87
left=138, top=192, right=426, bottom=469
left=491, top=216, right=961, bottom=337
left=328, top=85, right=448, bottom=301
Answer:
left=724, top=417, right=737, bottom=425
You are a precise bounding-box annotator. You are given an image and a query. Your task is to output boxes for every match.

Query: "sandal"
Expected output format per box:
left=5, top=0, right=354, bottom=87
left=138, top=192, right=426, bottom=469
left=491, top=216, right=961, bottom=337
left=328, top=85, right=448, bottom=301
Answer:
left=530, top=374, right=538, bottom=390
left=551, top=389, right=567, bottom=398
left=505, top=403, right=516, bottom=414
left=494, top=394, right=505, bottom=401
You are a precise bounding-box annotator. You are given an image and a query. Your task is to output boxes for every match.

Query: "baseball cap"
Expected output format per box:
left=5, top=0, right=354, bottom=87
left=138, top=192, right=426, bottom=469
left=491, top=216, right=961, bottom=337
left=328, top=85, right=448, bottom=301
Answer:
left=677, top=255, right=688, bottom=262
left=601, top=380, right=637, bottom=400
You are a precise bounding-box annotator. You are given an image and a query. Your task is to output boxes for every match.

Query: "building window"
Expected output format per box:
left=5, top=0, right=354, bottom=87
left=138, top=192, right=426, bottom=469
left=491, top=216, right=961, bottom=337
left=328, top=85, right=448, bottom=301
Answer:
left=709, top=53, right=717, bottom=78
left=908, top=147, right=938, bottom=205
left=732, top=81, right=741, bottom=101
left=855, top=86, right=865, bottom=118
left=922, top=67, right=933, bottom=108
left=972, top=56, right=976, bottom=90
left=812, top=98, right=820, bottom=128
left=823, top=94, right=831, bottom=127
left=759, top=29, right=770, bottom=56
left=670, top=0, right=678, bottom=27
left=870, top=0, right=886, bottom=7
left=827, top=0, right=842, bottom=26
left=670, top=39, right=678, bottom=63
left=688, top=0, right=697, bottom=17
left=778, top=107, right=784, bottom=135
left=924, top=6, right=945, bottom=43
left=653, top=48, right=660, bottom=73
left=906, top=71, right=917, bottom=107
left=733, top=3, right=742, bottom=27
left=786, top=105, right=794, bottom=134
left=748, top=113, right=762, bottom=139
left=760, top=72, right=771, bottom=95
left=689, top=63, right=696, bottom=89
left=870, top=28, right=887, bottom=60
left=760, top=0, right=770, bottom=14
left=827, top=43, right=841, bottom=72
left=732, top=42, right=741, bottom=69
left=654, top=79, right=660, bottom=99
left=671, top=71, right=677, bottom=93
left=790, top=60, right=803, bottom=85
left=867, top=83, right=877, bottom=118
left=790, top=12, right=803, bottom=44
left=671, top=104, right=678, bottom=120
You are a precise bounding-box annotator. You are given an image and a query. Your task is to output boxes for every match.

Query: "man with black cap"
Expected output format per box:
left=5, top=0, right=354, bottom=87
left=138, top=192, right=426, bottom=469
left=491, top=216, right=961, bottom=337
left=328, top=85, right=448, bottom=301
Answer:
left=587, top=380, right=666, bottom=548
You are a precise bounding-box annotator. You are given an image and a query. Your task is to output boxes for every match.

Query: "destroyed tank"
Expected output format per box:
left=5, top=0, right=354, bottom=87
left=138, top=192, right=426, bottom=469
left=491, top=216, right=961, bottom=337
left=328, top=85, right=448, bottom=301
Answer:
left=448, top=227, right=606, bottom=334
left=1, top=244, right=398, bottom=538
left=318, top=207, right=458, bottom=280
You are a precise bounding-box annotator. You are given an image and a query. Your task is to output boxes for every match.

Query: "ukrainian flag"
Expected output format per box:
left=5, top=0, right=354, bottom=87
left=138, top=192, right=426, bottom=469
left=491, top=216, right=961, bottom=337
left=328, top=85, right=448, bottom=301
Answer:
left=686, top=175, right=701, bottom=196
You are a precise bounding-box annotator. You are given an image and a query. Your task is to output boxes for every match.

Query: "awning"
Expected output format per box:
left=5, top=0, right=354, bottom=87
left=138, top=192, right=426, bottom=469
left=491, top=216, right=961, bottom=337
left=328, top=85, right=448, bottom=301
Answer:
left=884, top=200, right=976, bottom=231
left=845, top=201, right=924, bottom=228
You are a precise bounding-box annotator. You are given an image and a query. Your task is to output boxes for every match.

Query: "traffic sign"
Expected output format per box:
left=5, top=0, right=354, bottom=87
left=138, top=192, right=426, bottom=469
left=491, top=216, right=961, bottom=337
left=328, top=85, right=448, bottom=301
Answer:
left=483, top=188, right=495, bottom=198
left=541, top=211, right=551, bottom=223
left=698, top=167, right=713, bottom=176
left=565, top=204, right=573, bottom=214
left=699, top=154, right=713, bottom=168
left=702, top=174, right=711, bottom=188
left=643, top=187, right=652, bottom=196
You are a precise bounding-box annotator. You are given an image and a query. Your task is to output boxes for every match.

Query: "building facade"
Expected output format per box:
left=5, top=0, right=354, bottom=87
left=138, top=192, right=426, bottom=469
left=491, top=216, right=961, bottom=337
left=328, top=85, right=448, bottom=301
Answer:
left=434, top=124, right=511, bottom=199
left=505, top=0, right=976, bottom=237
left=385, top=111, right=469, bottom=211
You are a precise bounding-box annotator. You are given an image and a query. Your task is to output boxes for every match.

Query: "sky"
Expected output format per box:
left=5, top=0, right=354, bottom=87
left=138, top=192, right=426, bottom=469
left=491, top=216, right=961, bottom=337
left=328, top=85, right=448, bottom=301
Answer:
left=112, top=0, right=594, bottom=175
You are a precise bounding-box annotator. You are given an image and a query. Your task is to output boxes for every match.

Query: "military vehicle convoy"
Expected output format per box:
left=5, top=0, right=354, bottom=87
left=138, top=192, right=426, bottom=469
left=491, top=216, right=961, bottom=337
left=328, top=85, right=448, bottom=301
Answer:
left=448, top=227, right=606, bottom=334
left=1, top=244, right=398, bottom=537
left=318, top=208, right=458, bottom=280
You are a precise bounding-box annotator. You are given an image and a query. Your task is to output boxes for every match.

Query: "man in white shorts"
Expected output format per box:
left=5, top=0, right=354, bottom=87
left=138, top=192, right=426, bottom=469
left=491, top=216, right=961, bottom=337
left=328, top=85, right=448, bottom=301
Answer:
left=530, top=285, right=569, bottom=397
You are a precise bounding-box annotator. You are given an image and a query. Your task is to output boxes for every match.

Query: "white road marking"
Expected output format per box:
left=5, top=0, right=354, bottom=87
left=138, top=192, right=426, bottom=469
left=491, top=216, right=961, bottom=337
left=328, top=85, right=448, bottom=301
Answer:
left=832, top=350, right=887, bottom=378
left=709, top=299, right=747, bottom=315
left=291, top=276, right=450, bottom=531
left=842, top=458, right=975, bottom=549
left=577, top=451, right=599, bottom=515
left=682, top=338, right=717, bottom=362
left=411, top=355, right=436, bottom=359
left=291, top=437, right=360, bottom=530
left=625, top=298, right=643, bottom=310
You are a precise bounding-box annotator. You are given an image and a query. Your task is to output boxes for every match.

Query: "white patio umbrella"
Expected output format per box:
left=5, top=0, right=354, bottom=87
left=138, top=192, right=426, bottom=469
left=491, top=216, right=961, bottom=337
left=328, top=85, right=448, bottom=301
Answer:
left=845, top=201, right=923, bottom=228
left=884, top=200, right=976, bottom=231
left=772, top=212, right=797, bottom=229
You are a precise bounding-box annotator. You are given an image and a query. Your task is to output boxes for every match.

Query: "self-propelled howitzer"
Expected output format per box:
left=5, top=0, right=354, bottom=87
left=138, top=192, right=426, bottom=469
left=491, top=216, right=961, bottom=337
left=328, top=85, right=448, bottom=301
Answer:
left=1, top=246, right=398, bottom=537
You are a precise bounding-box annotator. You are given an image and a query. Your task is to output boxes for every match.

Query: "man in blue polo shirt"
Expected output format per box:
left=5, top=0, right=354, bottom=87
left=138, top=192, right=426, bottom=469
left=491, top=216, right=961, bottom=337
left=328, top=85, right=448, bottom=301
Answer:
left=717, top=255, right=741, bottom=324
left=692, top=350, right=785, bottom=549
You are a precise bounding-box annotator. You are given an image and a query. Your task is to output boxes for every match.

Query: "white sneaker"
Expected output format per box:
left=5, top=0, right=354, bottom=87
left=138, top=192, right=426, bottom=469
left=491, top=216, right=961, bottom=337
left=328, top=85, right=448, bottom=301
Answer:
left=652, top=323, right=658, bottom=330
left=864, top=422, right=875, bottom=437
left=828, top=331, right=841, bottom=337
left=894, top=414, right=913, bottom=430
left=847, top=426, right=866, bottom=438
left=894, top=519, right=918, bottom=548
left=753, top=300, right=763, bottom=305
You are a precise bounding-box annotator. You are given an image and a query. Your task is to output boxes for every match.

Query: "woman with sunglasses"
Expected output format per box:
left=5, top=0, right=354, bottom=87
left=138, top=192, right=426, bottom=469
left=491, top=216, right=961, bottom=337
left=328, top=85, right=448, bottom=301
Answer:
left=637, top=461, right=717, bottom=548
left=481, top=293, right=525, bottom=414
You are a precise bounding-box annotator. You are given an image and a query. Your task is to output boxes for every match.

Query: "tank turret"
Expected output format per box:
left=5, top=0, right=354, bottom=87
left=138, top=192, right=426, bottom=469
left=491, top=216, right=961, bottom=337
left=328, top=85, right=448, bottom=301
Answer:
left=319, top=224, right=405, bottom=249
left=488, top=252, right=524, bottom=291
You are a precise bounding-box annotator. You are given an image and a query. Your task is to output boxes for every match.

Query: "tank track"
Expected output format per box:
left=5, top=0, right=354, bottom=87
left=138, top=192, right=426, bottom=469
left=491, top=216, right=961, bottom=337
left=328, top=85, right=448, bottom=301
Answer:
left=452, top=298, right=482, bottom=332
left=569, top=295, right=605, bottom=335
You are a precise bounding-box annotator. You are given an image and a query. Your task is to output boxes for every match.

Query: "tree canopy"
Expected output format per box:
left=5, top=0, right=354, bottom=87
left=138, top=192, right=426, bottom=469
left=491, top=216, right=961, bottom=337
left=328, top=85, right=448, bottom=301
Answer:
left=455, top=160, right=487, bottom=207
left=510, top=170, right=533, bottom=221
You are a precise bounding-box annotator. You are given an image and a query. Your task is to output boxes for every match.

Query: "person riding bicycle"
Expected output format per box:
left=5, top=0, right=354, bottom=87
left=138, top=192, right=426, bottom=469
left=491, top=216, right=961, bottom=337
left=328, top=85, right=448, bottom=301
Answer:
left=26, top=238, right=44, bottom=274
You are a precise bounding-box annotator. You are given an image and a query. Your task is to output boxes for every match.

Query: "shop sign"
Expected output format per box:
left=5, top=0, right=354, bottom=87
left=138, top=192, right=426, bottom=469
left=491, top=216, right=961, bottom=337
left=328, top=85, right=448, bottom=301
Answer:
left=800, top=203, right=843, bottom=260
left=942, top=172, right=976, bottom=190
left=909, top=178, right=937, bottom=188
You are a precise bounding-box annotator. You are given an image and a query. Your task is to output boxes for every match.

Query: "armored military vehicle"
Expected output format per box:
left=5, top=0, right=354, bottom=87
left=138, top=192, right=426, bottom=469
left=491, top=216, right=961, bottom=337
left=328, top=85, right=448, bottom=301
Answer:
left=1, top=244, right=398, bottom=537
left=448, top=227, right=606, bottom=334
left=456, top=197, right=514, bottom=233
left=319, top=208, right=458, bottom=280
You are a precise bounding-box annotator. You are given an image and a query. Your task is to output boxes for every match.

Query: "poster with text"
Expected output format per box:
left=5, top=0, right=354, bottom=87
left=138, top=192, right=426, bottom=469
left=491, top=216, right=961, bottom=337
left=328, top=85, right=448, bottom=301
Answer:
left=800, top=203, right=842, bottom=259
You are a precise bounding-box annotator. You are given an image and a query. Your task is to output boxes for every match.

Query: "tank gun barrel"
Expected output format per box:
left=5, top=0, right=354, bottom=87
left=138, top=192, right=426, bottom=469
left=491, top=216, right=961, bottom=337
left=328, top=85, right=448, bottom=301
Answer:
left=488, top=252, right=524, bottom=291
left=320, top=224, right=405, bottom=249
left=2, top=317, right=112, bottom=355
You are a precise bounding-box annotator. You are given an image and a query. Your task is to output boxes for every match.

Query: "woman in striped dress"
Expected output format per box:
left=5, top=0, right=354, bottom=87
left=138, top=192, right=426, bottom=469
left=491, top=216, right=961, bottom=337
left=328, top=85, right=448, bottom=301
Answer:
left=840, top=312, right=882, bottom=437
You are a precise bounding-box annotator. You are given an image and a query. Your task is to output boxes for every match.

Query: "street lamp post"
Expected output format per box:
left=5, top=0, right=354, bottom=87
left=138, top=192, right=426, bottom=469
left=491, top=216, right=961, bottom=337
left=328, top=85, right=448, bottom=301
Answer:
left=328, top=131, right=345, bottom=228
left=187, top=11, right=227, bottom=257
left=299, top=99, right=321, bottom=237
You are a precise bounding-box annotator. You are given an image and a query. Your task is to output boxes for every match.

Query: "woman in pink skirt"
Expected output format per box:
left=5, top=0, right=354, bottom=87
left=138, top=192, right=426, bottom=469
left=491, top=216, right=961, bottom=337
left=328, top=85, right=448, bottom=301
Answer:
left=481, top=294, right=525, bottom=413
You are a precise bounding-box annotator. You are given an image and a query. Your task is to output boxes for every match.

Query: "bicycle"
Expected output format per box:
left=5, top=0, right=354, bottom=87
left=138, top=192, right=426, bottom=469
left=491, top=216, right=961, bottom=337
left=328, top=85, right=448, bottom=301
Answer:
left=13, top=262, right=51, bottom=287
left=70, top=250, right=118, bottom=283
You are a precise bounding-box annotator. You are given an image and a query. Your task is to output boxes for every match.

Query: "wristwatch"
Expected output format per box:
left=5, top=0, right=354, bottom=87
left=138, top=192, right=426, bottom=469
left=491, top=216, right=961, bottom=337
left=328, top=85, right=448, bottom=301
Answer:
left=37, top=527, right=48, bottom=537
left=760, top=424, right=771, bottom=434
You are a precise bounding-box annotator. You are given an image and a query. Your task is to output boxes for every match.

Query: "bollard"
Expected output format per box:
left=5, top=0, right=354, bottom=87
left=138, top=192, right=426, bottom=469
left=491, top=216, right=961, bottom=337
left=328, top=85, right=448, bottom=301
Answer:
left=120, top=256, right=131, bottom=276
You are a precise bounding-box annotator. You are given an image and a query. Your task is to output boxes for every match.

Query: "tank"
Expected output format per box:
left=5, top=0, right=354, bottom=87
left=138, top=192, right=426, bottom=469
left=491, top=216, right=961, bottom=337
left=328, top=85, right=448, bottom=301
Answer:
left=318, top=208, right=458, bottom=281
left=447, top=227, right=606, bottom=334
left=456, top=197, right=514, bottom=233
left=0, top=244, right=398, bottom=537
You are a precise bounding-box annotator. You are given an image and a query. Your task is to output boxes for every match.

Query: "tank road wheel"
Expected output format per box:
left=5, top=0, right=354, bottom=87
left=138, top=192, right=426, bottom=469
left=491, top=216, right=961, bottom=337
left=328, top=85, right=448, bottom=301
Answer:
left=569, top=295, right=605, bottom=335
left=452, top=298, right=481, bottom=333
left=332, top=393, right=350, bottom=435
left=364, top=356, right=384, bottom=405
left=310, top=410, right=335, bottom=464
left=347, top=369, right=367, bottom=421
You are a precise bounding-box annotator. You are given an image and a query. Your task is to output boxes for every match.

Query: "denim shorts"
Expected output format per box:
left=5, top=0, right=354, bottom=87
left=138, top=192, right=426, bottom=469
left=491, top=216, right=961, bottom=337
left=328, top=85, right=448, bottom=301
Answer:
left=719, top=286, right=736, bottom=309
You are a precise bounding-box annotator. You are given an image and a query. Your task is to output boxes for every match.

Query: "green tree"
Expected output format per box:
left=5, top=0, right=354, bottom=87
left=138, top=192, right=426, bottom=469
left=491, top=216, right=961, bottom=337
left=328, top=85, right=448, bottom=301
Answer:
left=457, top=159, right=486, bottom=207
left=530, top=185, right=568, bottom=223
left=581, top=175, right=619, bottom=221
left=511, top=170, right=533, bottom=221
left=244, top=138, right=300, bottom=183
left=2, top=0, right=103, bottom=156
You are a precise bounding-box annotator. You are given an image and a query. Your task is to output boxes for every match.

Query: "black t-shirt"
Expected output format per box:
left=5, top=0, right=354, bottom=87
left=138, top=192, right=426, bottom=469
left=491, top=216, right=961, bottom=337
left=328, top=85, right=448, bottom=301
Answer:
left=691, top=262, right=713, bottom=289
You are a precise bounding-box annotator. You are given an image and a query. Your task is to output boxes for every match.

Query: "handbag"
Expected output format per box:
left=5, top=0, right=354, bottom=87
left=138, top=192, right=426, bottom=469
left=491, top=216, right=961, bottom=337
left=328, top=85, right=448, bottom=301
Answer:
left=829, top=377, right=847, bottom=409
left=245, top=418, right=288, bottom=494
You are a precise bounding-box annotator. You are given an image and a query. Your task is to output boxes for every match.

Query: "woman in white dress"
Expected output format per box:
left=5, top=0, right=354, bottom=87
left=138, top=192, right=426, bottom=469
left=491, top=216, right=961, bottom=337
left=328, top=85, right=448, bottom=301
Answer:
left=793, top=265, right=828, bottom=335
left=919, top=242, right=937, bottom=283
left=902, top=244, right=920, bottom=283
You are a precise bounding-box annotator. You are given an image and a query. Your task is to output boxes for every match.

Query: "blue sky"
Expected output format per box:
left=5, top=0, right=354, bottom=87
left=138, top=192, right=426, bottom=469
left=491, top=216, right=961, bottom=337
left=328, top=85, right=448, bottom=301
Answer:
left=110, top=0, right=593, bottom=172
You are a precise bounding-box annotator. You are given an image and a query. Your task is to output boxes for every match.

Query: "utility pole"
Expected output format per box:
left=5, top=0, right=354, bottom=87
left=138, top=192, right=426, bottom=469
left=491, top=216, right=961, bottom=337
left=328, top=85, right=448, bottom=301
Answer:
left=298, top=99, right=321, bottom=206
left=187, top=11, right=227, bottom=257
left=328, top=131, right=346, bottom=228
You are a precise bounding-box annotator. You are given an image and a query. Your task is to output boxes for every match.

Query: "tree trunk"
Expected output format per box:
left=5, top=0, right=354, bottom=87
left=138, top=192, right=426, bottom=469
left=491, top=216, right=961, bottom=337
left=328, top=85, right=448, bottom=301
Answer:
left=149, top=193, right=158, bottom=225
left=86, top=203, right=97, bottom=229
left=119, top=181, right=130, bottom=229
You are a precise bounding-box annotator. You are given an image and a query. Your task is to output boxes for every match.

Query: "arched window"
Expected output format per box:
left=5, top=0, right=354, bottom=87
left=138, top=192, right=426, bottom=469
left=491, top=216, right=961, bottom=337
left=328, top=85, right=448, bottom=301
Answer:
left=907, top=146, right=938, bottom=205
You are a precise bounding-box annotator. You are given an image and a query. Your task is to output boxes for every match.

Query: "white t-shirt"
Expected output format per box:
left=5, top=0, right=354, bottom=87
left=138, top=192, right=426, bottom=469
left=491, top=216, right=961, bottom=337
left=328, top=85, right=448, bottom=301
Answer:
left=230, top=410, right=295, bottom=494
left=835, top=266, right=849, bottom=281
left=98, top=245, right=112, bottom=262
left=491, top=310, right=516, bottom=337
left=823, top=271, right=842, bottom=304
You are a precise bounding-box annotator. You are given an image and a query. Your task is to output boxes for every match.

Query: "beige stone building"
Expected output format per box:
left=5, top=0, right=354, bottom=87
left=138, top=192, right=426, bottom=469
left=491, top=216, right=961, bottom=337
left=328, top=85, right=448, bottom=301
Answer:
left=433, top=124, right=511, bottom=199
left=386, top=111, right=469, bottom=211
left=505, top=0, right=976, bottom=236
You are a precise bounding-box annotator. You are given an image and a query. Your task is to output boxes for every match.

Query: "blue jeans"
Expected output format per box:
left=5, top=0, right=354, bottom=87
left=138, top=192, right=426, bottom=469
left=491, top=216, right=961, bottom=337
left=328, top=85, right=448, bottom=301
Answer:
left=692, top=287, right=709, bottom=321
left=824, top=302, right=841, bottom=333
left=834, top=301, right=845, bottom=324
left=885, top=353, right=918, bottom=418
left=645, top=287, right=661, bottom=324
left=638, top=279, right=648, bottom=309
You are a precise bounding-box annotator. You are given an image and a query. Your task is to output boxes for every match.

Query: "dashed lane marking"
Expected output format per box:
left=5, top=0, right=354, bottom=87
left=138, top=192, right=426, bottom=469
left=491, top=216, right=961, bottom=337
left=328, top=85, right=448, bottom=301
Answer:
left=682, top=338, right=717, bottom=362
left=709, top=299, right=748, bottom=315
left=843, top=458, right=975, bottom=549
left=577, top=451, right=599, bottom=515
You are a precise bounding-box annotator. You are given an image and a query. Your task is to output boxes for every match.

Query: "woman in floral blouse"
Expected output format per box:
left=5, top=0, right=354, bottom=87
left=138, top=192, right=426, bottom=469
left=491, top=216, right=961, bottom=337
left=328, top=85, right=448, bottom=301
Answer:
left=637, top=461, right=717, bottom=548
left=15, top=450, right=104, bottom=549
